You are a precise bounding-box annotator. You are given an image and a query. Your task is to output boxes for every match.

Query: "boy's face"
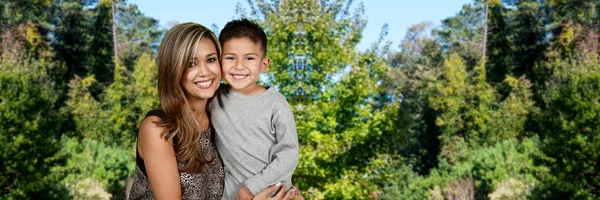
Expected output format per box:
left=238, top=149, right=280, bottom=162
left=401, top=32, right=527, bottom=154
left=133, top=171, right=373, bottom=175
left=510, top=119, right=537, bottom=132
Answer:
left=221, top=37, right=270, bottom=95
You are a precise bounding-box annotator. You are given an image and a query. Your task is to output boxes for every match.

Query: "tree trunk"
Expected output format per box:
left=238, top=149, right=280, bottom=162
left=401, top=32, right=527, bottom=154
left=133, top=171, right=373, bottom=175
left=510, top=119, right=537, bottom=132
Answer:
left=482, top=0, right=489, bottom=65
left=112, top=0, right=118, bottom=66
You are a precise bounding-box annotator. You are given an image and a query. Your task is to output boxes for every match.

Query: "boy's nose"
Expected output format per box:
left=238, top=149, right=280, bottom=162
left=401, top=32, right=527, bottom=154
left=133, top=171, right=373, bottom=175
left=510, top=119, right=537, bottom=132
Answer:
left=233, top=62, right=245, bottom=70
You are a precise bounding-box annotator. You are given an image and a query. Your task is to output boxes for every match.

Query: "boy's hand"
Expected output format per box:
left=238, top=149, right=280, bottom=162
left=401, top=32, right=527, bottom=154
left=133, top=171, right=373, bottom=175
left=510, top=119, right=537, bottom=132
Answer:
left=236, top=185, right=254, bottom=200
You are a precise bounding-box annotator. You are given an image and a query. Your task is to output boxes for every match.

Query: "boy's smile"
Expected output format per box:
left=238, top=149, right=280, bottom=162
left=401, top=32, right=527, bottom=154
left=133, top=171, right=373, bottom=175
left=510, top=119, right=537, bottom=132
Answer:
left=230, top=74, right=249, bottom=80
left=221, top=38, right=270, bottom=95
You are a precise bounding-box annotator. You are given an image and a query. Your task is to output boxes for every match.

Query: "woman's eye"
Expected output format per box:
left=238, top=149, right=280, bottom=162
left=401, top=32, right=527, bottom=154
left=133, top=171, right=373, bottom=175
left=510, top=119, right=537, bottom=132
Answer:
left=207, top=58, right=217, bottom=63
left=189, top=61, right=197, bottom=67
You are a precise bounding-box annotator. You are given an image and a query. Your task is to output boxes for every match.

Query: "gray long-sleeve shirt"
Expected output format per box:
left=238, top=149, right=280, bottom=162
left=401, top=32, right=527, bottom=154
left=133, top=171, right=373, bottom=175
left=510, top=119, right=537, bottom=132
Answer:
left=209, top=85, right=299, bottom=200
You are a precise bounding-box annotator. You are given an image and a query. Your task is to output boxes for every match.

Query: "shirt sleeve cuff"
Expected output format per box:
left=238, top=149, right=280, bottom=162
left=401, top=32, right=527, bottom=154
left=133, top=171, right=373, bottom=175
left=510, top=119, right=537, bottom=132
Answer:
left=243, top=178, right=266, bottom=196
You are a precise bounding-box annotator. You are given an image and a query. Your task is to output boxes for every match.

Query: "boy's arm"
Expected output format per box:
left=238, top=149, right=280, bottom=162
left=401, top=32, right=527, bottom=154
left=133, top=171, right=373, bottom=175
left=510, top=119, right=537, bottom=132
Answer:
left=242, top=105, right=300, bottom=196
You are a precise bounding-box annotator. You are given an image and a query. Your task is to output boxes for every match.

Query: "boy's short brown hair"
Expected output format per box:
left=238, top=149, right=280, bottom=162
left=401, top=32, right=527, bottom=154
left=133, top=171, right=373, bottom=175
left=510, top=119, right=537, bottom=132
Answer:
left=219, top=18, right=267, bottom=57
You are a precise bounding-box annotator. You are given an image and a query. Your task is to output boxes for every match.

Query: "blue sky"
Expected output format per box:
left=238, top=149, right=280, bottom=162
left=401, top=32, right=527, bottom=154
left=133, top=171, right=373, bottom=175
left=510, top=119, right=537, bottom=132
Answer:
left=128, top=0, right=472, bottom=52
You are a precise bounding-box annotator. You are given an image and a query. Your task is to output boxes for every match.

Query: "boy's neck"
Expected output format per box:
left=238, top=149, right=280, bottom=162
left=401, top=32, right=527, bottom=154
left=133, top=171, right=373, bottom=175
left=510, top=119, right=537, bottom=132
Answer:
left=231, top=83, right=267, bottom=96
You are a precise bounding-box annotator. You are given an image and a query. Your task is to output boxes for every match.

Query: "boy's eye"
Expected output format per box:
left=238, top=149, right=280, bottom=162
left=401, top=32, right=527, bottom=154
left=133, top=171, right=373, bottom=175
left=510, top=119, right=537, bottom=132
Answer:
left=225, top=57, right=234, bottom=60
left=246, top=57, right=255, bottom=61
left=207, top=58, right=217, bottom=63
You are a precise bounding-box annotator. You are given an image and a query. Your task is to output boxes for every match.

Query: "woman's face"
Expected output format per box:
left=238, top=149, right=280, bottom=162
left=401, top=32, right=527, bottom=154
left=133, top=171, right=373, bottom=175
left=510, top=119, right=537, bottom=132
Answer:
left=181, top=38, right=221, bottom=102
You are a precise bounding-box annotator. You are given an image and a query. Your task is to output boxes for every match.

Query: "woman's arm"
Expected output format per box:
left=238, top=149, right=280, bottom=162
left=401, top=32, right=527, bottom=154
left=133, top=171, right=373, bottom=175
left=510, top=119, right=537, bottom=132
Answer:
left=138, top=116, right=181, bottom=200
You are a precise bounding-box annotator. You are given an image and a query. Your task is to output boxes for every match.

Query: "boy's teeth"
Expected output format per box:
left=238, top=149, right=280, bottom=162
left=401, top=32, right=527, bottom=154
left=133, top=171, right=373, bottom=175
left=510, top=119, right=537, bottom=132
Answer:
left=233, top=75, right=246, bottom=79
left=196, top=80, right=212, bottom=87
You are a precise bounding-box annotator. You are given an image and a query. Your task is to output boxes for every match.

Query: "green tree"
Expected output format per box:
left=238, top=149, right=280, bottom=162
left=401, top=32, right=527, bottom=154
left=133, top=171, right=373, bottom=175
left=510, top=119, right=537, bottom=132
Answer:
left=67, top=63, right=137, bottom=148
left=53, top=0, right=95, bottom=84
left=63, top=56, right=157, bottom=198
left=388, top=21, right=444, bottom=175
left=116, top=1, right=164, bottom=69
left=52, top=0, right=99, bottom=113
left=435, top=1, right=485, bottom=69
left=429, top=54, right=535, bottom=161
left=53, top=137, right=134, bottom=200
left=242, top=0, right=399, bottom=198
left=505, top=0, right=547, bottom=87
left=64, top=53, right=159, bottom=198
left=535, top=53, right=600, bottom=198
left=89, top=0, right=116, bottom=84
left=132, top=53, right=159, bottom=121
left=485, top=0, right=513, bottom=84
left=544, top=0, right=599, bottom=56
left=381, top=137, right=543, bottom=200
left=0, top=60, right=68, bottom=199
left=0, top=0, right=56, bottom=58
left=65, top=75, right=111, bottom=141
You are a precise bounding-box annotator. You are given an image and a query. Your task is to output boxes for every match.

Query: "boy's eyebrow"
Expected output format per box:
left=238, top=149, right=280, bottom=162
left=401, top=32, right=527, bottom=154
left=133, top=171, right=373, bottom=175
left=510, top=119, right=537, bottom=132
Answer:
left=222, top=52, right=259, bottom=56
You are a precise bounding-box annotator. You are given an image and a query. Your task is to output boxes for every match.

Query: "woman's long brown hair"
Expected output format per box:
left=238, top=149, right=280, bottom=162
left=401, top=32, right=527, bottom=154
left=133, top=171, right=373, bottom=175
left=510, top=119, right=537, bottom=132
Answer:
left=156, top=22, right=221, bottom=172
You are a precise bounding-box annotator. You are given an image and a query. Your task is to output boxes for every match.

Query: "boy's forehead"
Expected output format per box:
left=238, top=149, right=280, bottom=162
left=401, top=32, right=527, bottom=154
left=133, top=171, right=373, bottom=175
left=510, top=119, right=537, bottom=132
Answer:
left=223, top=37, right=262, bottom=51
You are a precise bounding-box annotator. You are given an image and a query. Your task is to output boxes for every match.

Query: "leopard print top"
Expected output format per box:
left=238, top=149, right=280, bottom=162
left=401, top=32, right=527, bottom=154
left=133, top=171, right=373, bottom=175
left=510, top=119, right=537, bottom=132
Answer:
left=128, top=110, right=224, bottom=200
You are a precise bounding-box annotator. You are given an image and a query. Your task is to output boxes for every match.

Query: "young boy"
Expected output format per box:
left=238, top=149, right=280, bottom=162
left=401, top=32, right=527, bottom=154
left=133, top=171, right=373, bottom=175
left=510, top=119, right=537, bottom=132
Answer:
left=209, top=18, right=299, bottom=200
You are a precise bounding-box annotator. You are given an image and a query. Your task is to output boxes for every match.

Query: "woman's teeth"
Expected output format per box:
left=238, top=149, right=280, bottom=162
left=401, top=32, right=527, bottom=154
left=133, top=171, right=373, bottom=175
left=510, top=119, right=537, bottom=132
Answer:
left=196, top=80, right=213, bottom=87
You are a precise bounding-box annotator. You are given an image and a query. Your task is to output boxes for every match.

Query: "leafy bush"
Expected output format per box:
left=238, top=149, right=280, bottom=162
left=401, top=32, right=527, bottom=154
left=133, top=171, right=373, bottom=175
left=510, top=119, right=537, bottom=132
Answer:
left=53, top=137, right=134, bottom=199
left=380, top=138, right=543, bottom=199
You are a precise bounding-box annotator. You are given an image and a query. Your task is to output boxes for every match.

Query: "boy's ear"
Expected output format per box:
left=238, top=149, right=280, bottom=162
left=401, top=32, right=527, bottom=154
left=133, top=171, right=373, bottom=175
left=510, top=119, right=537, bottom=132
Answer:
left=261, top=57, right=270, bottom=72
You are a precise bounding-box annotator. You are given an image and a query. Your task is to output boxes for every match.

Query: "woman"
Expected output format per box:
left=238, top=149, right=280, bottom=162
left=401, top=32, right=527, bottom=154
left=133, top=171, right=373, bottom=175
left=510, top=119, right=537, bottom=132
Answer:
left=128, top=23, right=300, bottom=200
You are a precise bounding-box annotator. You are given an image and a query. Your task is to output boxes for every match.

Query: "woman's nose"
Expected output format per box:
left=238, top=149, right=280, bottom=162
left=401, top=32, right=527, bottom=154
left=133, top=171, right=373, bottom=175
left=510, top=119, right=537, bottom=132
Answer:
left=197, top=63, right=211, bottom=75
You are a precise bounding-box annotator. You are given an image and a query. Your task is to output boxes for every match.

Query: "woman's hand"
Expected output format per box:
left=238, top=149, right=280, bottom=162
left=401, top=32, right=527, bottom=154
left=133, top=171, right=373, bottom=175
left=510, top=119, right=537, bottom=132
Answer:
left=284, top=186, right=304, bottom=200
left=252, top=184, right=304, bottom=200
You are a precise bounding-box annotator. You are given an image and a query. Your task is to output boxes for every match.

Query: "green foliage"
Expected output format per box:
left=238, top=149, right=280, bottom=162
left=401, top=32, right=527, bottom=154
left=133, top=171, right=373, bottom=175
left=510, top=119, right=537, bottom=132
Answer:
left=2, top=0, right=600, bottom=199
left=65, top=177, right=112, bottom=200
left=66, top=75, right=108, bottom=140
left=545, top=0, right=599, bottom=56
left=247, top=0, right=367, bottom=101
left=0, top=61, right=69, bottom=199
left=89, top=1, right=115, bottom=84
left=0, top=0, right=56, bottom=57
left=132, top=53, right=160, bottom=120
left=389, top=21, right=443, bottom=175
left=534, top=55, right=600, bottom=198
left=53, top=137, right=134, bottom=199
left=488, top=178, right=534, bottom=200
left=429, top=54, right=536, bottom=161
left=504, top=0, right=547, bottom=85
left=116, top=2, right=164, bottom=69
left=103, top=63, right=136, bottom=147
left=485, top=2, right=512, bottom=84
left=381, top=138, right=543, bottom=200
left=53, top=0, right=95, bottom=83
left=61, top=53, right=158, bottom=197
left=67, top=54, right=157, bottom=148
left=242, top=1, right=401, bottom=198
left=435, top=1, right=484, bottom=69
